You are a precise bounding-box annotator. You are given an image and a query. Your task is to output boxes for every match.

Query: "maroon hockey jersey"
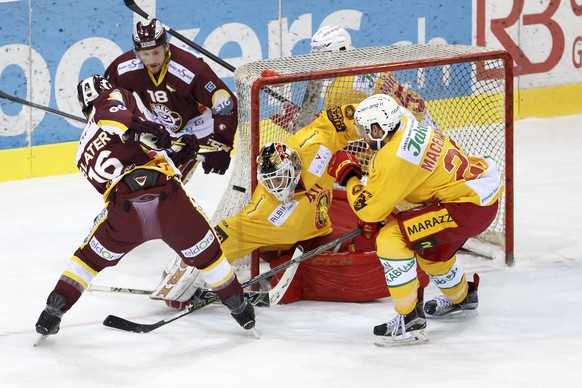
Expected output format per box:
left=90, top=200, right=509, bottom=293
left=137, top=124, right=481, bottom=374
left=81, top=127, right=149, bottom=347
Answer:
left=104, top=45, right=237, bottom=146
left=75, top=88, right=178, bottom=198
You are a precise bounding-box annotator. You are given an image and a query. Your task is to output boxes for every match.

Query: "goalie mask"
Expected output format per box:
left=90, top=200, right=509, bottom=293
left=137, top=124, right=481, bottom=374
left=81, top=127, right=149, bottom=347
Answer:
left=310, top=25, right=352, bottom=53
left=133, top=18, right=168, bottom=51
left=354, top=94, right=404, bottom=150
left=257, top=142, right=302, bottom=204
left=76, top=74, right=112, bottom=119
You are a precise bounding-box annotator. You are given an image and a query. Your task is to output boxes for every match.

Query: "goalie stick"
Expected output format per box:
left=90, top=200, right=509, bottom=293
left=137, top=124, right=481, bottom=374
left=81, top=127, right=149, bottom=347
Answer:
left=0, top=88, right=86, bottom=123
left=88, top=245, right=303, bottom=308
left=103, top=228, right=361, bottom=333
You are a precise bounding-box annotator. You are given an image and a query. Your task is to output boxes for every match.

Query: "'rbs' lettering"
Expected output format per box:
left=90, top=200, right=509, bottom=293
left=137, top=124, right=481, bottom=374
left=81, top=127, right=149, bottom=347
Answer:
left=181, top=230, right=215, bottom=258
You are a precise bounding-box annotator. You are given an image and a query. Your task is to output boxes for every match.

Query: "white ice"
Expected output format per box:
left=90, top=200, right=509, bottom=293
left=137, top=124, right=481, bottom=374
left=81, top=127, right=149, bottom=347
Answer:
left=1, top=114, right=581, bottom=387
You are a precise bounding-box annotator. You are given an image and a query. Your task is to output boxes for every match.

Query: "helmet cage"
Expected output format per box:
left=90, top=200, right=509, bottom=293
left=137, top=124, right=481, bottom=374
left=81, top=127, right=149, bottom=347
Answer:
left=257, top=143, right=302, bottom=204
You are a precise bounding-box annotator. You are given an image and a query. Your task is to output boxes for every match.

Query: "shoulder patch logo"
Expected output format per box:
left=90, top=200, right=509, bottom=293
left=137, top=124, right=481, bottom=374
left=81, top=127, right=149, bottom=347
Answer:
left=345, top=105, right=355, bottom=120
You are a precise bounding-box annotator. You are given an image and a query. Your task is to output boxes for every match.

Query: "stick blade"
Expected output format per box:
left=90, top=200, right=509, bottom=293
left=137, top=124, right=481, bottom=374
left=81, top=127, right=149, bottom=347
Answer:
left=103, top=314, right=157, bottom=333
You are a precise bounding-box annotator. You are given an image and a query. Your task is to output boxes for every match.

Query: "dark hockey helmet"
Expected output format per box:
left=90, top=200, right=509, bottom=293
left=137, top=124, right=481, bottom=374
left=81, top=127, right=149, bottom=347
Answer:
left=132, top=18, right=168, bottom=51
left=257, top=142, right=302, bottom=204
left=76, top=74, right=112, bottom=119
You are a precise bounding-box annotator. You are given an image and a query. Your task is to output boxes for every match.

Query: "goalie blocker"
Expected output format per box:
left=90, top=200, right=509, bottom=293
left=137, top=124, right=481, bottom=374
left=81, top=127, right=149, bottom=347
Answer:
left=265, top=189, right=429, bottom=304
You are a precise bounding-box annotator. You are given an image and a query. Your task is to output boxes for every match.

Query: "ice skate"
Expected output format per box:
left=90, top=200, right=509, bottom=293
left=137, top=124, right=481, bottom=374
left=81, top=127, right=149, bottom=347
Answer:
left=424, top=273, right=479, bottom=319
left=373, top=301, right=428, bottom=347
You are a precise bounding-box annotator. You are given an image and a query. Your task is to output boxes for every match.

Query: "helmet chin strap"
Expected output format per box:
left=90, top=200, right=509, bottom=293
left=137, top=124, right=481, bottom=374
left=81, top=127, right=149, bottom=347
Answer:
left=367, top=129, right=389, bottom=150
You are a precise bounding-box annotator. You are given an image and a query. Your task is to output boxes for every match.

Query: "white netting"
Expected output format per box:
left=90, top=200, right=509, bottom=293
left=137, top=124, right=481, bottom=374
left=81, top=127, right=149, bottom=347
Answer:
left=212, top=44, right=512, bottom=265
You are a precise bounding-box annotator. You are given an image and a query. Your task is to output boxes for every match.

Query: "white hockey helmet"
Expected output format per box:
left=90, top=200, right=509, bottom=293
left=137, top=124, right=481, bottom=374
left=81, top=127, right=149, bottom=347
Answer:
left=310, top=25, right=352, bottom=53
left=354, top=94, right=402, bottom=149
left=257, top=142, right=302, bottom=204
left=132, top=18, right=168, bottom=51
left=76, top=74, right=112, bottom=118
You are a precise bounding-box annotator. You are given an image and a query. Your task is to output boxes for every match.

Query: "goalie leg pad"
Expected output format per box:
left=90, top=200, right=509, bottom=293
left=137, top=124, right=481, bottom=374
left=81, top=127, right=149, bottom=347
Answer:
left=151, top=256, right=206, bottom=303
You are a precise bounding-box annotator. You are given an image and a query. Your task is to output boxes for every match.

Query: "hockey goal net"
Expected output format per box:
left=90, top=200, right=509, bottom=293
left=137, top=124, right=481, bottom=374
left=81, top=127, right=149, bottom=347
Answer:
left=211, top=44, right=514, bottom=279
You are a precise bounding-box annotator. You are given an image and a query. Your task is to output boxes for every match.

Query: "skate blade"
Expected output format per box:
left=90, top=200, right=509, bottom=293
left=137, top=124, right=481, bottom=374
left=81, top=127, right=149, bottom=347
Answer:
left=33, top=333, right=48, bottom=347
left=426, top=309, right=479, bottom=320
left=374, top=329, right=429, bottom=347
left=248, top=327, right=260, bottom=339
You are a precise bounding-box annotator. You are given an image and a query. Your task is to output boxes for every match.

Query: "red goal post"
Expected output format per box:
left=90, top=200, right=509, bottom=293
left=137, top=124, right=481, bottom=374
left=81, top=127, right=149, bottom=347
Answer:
left=212, top=44, right=514, bottom=280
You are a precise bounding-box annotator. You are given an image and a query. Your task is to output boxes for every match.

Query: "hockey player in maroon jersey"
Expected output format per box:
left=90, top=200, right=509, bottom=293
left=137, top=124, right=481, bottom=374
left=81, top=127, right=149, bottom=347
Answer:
left=104, top=18, right=237, bottom=179
left=34, top=75, right=254, bottom=342
left=327, top=94, right=504, bottom=346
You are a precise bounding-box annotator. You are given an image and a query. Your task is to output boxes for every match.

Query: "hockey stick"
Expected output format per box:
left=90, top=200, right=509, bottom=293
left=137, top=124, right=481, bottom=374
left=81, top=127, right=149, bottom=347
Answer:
left=103, top=228, right=361, bottom=333
left=0, top=88, right=86, bottom=123
left=92, top=246, right=304, bottom=306
left=122, top=0, right=292, bottom=105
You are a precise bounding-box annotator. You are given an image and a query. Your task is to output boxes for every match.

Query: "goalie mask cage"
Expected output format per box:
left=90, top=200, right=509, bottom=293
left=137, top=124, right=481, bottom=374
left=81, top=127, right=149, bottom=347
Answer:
left=212, top=44, right=514, bottom=280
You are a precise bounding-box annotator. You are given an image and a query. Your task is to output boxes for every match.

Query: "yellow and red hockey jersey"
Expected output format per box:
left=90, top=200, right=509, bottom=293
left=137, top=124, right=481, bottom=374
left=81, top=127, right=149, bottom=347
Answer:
left=346, top=117, right=505, bottom=223
left=215, top=104, right=361, bottom=261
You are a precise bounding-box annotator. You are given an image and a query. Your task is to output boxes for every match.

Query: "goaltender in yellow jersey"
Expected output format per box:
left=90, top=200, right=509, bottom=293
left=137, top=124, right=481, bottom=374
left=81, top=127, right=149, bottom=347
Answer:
left=215, top=104, right=361, bottom=260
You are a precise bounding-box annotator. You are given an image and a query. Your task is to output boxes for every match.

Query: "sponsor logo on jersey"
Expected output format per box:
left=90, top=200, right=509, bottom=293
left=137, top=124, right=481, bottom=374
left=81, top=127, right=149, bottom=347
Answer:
left=326, top=105, right=348, bottom=132
left=268, top=201, right=299, bottom=227
left=381, top=258, right=417, bottom=286
left=89, top=236, right=123, bottom=261
left=397, top=121, right=431, bottom=166
left=307, top=145, right=332, bottom=177
left=205, top=81, right=217, bottom=92
left=117, top=59, right=144, bottom=75
left=168, top=60, right=195, bottom=84
left=181, top=230, right=216, bottom=258
left=211, top=89, right=234, bottom=115
left=213, top=223, right=229, bottom=244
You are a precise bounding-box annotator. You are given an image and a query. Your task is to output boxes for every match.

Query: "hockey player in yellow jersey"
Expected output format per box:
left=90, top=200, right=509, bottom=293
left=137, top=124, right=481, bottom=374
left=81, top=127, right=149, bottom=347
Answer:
left=310, top=25, right=438, bottom=128
left=327, top=94, right=504, bottom=346
left=155, top=104, right=367, bottom=309
left=215, top=104, right=361, bottom=260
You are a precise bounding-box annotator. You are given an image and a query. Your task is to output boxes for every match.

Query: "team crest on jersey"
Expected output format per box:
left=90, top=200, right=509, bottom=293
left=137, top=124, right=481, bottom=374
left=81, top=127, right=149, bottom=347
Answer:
left=353, top=188, right=373, bottom=211
left=344, top=104, right=355, bottom=120
left=314, top=189, right=331, bottom=229
left=326, top=105, right=347, bottom=132
left=151, top=104, right=182, bottom=132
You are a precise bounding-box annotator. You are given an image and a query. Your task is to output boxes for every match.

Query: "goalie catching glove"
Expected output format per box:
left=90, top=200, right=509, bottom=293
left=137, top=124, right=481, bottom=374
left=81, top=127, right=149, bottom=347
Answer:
left=327, top=150, right=363, bottom=186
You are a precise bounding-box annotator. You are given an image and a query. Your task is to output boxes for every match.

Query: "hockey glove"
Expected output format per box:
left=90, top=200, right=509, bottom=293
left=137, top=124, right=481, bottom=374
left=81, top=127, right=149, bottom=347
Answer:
left=353, top=220, right=380, bottom=253
left=202, top=134, right=233, bottom=175
left=129, top=115, right=171, bottom=150
left=327, top=151, right=363, bottom=186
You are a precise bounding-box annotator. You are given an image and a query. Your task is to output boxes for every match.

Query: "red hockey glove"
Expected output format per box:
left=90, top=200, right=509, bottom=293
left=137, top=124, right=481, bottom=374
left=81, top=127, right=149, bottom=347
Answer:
left=353, top=220, right=379, bottom=253
left=327, top=151, right=363, bottom=186
left=129, top=115, right=171, bottom=150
